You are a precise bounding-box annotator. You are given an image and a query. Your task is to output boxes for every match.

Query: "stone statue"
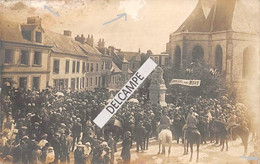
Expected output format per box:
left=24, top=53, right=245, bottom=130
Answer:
left=149, top=67, right=167, bottom=107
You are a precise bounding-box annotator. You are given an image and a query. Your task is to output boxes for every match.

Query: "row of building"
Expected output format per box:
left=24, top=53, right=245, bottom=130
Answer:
left=1, top=0, right=258, bottom=93
left=0, top=16, right=169, bottom=92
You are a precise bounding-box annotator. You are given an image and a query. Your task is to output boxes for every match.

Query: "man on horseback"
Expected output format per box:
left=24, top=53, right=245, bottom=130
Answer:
left=157, top=110, right=171, bottom=133
left=226, top=110, right=238, bottom=134
left=183, top=110, right=201, bottom=162
left=186, top=111, right=198, bottom=129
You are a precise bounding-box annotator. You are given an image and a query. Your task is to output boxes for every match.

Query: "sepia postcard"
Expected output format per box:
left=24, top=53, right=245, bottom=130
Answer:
left=0, top=0, right=259, bottom=163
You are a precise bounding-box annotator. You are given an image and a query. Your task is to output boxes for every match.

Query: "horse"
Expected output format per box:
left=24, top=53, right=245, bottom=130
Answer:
left=214, top=120, right=228, bottom=151
left=173, top=116, right=186, bottom=144
left=231, top=124, right=250, bottom=155
left=158, top=129, right=172, bottom=158
left=143, top=120, right=152, bottom=150
left=214, top=120, right=249, bottom=155
left=208, top=120, right=216, bottom=143
left=197, top=116, right=208, bottom=144
left=183, top=128, right=201, bottom=162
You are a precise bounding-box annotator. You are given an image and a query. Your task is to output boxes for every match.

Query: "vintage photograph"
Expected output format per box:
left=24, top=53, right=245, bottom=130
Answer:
left=0, top=0, right=259, bottom=163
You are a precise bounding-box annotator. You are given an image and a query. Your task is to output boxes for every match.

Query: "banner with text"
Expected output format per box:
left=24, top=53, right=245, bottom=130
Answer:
left=170, top=79, right=201, bottom=86
left=93, top=58, right=157, bottom=128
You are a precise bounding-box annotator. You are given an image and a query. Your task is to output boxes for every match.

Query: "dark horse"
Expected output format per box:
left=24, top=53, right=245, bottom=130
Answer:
left=214, top=120, right=228, bottom=151
left=143, top=120, right=152, bottom=150
left=214, top=120, right=250, bottom=155
left=173, top=116, right=186, bottom=144
left=232, top=124, right=250, bottom=155
left=183, top=128, right=201, bottom=162
left=197, top=117, right=208, bottom=144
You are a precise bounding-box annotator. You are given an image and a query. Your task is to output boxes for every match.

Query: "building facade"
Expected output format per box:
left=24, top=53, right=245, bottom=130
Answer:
left=0, top=17, right=51, bottom=91
left=166, top=0, right=259, bottom=85
left=0, top=16, right=112, bottom=91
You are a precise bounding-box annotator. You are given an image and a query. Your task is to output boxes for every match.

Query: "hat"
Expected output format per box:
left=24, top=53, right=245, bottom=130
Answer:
left=22, top=136, right=29, bottom=140
left=34, top=122, right=40, bottom=125
left=13, top=129, right=19, bottom=133
left=48, top=147, right=54, bottom=150
left=102, top=142, right=108, bottom=147
left=42, top=134, right=48, bottom=138
left=125, top=131, right=131, bottom=137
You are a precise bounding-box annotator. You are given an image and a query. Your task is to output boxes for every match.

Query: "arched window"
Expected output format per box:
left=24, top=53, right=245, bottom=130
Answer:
left=215, top=45, right=223, bottom=72
left=243, top=46, right=257, bottom=79
left=192, top=45, right=204, bottom=63
left=174, top=46, right=181, bottom=69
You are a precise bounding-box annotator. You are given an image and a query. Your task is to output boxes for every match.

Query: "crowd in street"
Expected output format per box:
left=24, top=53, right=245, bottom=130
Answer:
left=0, top=86, right=258, bottom=164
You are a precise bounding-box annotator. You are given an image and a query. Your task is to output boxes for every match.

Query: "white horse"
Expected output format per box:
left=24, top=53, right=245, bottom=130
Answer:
left=158, top=129, right=172, bottom=158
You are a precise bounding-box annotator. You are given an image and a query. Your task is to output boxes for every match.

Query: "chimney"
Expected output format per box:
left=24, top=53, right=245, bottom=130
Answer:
left=27, top=16, right=42, bottom=25
left=64, top=30, right=72, bottom=37
left=75, top=34, right=85, bottom=44
left=98, top=38, right=105, bottom=48
left=86, top=34, right=94, bottom=47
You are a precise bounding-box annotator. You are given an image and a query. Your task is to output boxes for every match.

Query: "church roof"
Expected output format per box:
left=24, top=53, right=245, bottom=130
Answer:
left=174, top=0, right=259, bottom=34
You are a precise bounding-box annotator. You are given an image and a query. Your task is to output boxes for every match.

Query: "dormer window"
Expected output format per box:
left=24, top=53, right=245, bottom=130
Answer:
left=21, top=17, right=44, bottom=43
left=36, top=31, right=42, bottom=43
left=22, top=31, right=32, bottom=41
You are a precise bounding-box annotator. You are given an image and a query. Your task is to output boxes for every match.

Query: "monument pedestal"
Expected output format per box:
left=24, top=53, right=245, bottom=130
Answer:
left=148, top=67, right=167, bottom=107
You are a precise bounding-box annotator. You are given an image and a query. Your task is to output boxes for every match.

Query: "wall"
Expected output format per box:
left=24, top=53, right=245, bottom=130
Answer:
left=1, top=42, right=50, bottom=90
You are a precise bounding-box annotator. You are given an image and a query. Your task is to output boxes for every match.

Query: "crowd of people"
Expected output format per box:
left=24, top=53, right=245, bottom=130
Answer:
left=0, top=86, right=258, bottom=164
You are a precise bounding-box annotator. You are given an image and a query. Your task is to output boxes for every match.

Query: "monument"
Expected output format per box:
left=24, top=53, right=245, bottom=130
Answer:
left=149, top=67, right=167, bottom=107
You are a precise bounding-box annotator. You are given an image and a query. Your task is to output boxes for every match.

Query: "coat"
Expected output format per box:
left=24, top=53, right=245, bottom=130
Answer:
left=134, top=124, right=145, bottom=141
left=121, top=137, right=131, bottom=163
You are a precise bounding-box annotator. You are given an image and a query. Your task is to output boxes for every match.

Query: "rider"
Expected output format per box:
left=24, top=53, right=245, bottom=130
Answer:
left=157, top=109, right=171, bottom=133
left=186, top=110, right=198, bottom=129
left=182, top=110, right=198, bottom=142
left=226, top=110, right=238, bottom=133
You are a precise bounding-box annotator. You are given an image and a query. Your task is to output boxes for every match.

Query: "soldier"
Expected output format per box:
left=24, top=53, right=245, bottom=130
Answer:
left=121, top=131, right=132, bottom=164
left=51, top=133, right=61, bottom=164
left=226, top=110, right=238, bottom=133
left=107, top=132, right=115, bottom=164
left=158, top=110, right=171, bottom=133
left=134, top=121, right=145, bottom=152
left=71, top=118, right=82, bottom=151
left=59, top=130, right=68, bottom=163
left=74, top=144, right=86, bottom=164
left=186, top=110, right=198, bottom=129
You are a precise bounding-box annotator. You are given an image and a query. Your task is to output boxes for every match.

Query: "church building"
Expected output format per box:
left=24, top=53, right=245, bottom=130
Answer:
left=166, top=0, right=259, bottom=87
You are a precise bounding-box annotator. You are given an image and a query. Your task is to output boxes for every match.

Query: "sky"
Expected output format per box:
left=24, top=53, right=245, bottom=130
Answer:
left=0, top=0, right=198, bottom=53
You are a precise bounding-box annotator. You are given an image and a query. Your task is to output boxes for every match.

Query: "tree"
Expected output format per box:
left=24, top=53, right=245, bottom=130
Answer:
left=164, top=59, right=232, bottom=102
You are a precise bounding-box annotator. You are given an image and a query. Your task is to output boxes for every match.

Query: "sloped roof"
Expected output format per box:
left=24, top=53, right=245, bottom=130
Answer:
left=111, top=50, right=124, bottom=69
left=118, top=51, right=141, bottom=61
left=128, top=68, right=133, bottom=74
left=122, top=57, right=129, bottom=63
left=110, top=61, right=122, bottom=73
left=174, top=0, right=259, bottom=34
left=0, top=18, right=46, bottom=46
left=44, top=31, right=86, bottom=56
left=0, top=18, right=103, bottom=57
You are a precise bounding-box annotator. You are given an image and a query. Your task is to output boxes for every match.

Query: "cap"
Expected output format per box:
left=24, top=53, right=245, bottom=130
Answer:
left=22, top=136, right=29, bottom=140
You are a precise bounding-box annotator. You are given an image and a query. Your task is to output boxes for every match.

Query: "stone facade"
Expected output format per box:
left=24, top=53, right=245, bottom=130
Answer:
left=166, top=0, right=259, bottom=85
left=0, top=17, right=112, bottom=91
